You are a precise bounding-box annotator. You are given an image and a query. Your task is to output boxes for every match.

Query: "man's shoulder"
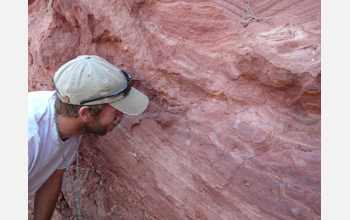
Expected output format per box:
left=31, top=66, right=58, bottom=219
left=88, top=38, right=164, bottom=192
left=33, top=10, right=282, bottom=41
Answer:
left=28, top=91, right=55, bottom=108
left=28, top=91, right=56, bottom=125
left=28, top=91, right=55, bottom=100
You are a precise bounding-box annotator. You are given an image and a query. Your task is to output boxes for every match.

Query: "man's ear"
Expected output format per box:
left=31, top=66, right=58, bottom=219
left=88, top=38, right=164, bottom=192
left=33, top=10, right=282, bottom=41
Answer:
left=79, top=106, right=94, bottom=122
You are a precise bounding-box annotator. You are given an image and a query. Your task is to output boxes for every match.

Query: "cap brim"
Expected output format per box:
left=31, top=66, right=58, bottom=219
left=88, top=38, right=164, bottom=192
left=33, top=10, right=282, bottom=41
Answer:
left=110, top=87, right=149, bottom=115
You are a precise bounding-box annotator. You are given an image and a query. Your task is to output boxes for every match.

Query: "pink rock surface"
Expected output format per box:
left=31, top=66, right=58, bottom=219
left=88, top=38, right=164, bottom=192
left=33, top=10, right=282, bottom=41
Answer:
left=28, top=0, right=321, bottom=219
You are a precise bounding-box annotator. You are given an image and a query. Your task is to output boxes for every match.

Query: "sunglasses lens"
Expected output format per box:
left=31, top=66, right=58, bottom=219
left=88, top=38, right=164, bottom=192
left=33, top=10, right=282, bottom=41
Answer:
left=123, top=84, right=132, bottom=96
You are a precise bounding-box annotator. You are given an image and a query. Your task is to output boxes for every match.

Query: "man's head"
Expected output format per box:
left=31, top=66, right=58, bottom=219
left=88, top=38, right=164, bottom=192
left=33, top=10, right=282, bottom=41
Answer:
left=53, top=55, right=149, bottom=135
left=54, top=95, right=120, bottom=136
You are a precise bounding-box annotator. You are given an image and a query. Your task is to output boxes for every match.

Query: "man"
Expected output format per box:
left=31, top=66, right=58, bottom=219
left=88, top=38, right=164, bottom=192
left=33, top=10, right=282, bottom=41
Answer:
left=28, top=55, right=149, bottom=219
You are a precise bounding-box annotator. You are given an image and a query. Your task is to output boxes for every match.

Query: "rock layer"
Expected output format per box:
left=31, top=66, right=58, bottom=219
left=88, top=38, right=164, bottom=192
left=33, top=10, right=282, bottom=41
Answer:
left=28, top=0, right=321, bottom=219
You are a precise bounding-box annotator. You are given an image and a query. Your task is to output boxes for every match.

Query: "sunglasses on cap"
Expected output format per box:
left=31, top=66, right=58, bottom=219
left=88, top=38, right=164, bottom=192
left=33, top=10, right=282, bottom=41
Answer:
left=80, top=70, right=132, bottom=105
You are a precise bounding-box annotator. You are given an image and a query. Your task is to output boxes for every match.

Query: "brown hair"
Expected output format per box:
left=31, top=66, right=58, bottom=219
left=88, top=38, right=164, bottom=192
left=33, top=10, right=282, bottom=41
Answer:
left=54, top=93, right=107, bottom=118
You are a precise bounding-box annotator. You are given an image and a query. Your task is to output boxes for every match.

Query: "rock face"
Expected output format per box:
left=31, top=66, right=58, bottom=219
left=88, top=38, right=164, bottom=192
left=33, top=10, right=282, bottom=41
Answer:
left=28, top=0, right=321, bottom=219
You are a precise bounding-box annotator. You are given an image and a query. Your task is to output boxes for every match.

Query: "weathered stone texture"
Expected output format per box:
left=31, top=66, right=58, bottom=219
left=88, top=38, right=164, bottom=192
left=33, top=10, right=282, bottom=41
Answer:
left=28, top=0, right=321, bottom=219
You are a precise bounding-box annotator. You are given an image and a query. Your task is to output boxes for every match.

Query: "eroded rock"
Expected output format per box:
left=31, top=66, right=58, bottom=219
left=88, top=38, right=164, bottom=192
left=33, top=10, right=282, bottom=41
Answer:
left=28, top=0, right=321, bottom=219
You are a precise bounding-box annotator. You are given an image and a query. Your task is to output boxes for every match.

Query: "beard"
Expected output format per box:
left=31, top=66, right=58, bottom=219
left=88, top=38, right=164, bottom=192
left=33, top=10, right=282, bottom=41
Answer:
left=84, top=119, right=109, bottom=136
left=83, top=116, right=123, bottom=136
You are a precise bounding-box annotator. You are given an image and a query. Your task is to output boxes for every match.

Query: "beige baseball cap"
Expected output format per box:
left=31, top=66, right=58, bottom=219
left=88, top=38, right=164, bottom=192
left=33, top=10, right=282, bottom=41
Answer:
left=53, top=55, right=149, bottom=115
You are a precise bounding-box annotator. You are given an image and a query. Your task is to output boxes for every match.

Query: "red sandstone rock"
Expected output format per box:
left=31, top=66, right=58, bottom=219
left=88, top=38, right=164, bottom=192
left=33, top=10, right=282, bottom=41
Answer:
left=28, top=0, right=321, bottom=219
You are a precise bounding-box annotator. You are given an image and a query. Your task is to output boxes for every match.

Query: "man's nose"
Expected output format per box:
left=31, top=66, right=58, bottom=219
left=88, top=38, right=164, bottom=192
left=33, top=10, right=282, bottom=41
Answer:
left=116, top=111, right=123, bottom=118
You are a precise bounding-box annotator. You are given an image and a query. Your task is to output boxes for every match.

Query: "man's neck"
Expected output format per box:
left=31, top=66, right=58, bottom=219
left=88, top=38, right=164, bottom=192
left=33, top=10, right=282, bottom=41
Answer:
left=56, top=114, right=85, bottom=141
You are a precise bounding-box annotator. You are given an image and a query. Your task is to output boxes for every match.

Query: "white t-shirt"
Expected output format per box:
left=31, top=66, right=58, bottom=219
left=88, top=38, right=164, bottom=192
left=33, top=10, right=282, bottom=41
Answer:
left=28, top=91, right=81, bottom=195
